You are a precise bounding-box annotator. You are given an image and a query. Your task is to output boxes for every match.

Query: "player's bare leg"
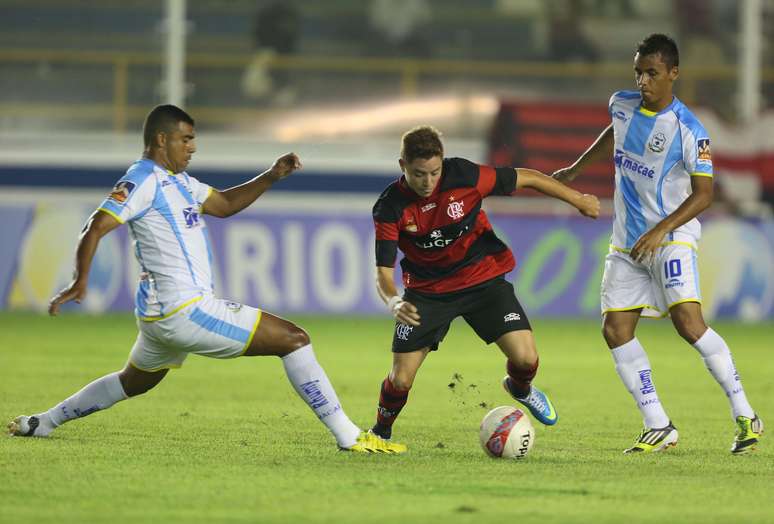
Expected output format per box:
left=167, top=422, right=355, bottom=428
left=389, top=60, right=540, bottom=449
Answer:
left=603, top=309, right=677, bottom=452
left=8, top=362, right=165, bottom=438
left=670, top=302, right=761, bottom=453
left=498, top=330, right=557, bottom=425
left=244, top=312, right=405, bottom=453
left=371, top=347, right=430, bottom=440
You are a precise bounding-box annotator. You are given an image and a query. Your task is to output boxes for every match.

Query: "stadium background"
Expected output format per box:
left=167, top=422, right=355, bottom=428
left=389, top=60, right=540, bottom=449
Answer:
left=1, top=0, right=772, bottom=320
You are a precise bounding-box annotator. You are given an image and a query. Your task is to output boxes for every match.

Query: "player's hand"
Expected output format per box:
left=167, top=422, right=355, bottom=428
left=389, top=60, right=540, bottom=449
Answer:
left=630, top=227, right=666, bottom=265
left=388, top=296, right=421, bottom=327
left=552, top=166, right=579, bottom=184
left=577, top=193, right=600, bottom=219
left=268, top=152, right=302, bottom=181
left=48, top=279, right=88, bottom=316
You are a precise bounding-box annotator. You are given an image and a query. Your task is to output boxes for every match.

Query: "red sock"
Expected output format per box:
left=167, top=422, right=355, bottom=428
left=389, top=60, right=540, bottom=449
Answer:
left=373, top=377, right=410, bottom=438
left=506, top=357, right=539, bottom=398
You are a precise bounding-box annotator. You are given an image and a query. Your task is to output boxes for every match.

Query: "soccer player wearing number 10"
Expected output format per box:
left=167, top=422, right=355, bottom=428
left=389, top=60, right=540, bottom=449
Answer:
left=369, top=126, right=600, bottom=442
left=553, top=34, right=762, bottom=454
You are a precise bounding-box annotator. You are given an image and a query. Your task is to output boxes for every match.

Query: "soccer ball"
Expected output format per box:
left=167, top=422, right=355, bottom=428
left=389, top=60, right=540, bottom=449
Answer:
left=479, top=406, right=535, bottom=459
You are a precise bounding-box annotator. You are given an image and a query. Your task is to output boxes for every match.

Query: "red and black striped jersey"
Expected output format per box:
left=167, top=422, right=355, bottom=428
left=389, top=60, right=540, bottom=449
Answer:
left=373, top=157, right=518, bottom=294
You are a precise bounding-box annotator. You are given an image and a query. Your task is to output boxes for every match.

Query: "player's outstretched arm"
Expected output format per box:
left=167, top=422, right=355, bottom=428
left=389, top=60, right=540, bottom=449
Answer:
left=376, top=266, right=420, bottom=327
left=48, top=210, right=122, bottom=316
left=630, top=176, right=713, bottom=263
left=552, top=124, right=614, bottom=183
left=202, top=152, right=302, bottom=218
left=516, top=168, right=600, bottom=219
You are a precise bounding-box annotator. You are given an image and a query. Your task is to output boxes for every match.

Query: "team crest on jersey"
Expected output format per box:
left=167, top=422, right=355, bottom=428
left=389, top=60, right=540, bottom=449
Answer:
left=183, top=207, right=200, bottom=228
left=697, top=139, right=712, bottom=163
left=225, top=301, right=243, bottom=312
left=447, top=200, right=465, bottom=219
left=648, top=132, right=666, bottom=153
left=108, top=180, right=136, bottom=204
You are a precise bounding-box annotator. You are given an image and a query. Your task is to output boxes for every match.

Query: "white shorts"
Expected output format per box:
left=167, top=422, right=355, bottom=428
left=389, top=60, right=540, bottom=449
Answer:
left=129, top=295, right=261, bottom=371
left=601, top=244, right=701, bottom=318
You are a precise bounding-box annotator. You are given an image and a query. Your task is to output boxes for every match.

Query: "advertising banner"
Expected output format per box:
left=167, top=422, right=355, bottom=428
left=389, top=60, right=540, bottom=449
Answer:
left=1, top=195, right=772, bottom=320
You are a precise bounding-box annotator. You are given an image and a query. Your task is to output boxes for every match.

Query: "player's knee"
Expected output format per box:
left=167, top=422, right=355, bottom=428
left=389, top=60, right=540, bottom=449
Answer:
left=389, top=372, right=415, bottom=392
left=601, top=322, right=632, bottom=348
left=674, top=320, right=706, bottom=344
left=118, top=367, right=166, bottom=397
left=284, top=324, right=311, bottom=351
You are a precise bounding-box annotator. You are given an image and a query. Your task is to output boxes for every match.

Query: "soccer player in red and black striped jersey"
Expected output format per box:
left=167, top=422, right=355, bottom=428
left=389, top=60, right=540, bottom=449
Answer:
left=370, top=125, right=600, bottom=442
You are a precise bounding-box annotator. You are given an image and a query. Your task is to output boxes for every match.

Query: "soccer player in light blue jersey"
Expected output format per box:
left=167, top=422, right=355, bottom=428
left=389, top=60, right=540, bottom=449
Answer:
left=8, top=104, right=405, bottom=454
left=553, top=34, right=762, bottom=454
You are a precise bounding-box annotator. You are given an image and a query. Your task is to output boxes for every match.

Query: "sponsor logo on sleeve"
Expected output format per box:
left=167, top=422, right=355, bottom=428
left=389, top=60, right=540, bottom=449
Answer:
left=108, top=180, right=136, bottom=204
left=697, top=138, right=712, bottom=164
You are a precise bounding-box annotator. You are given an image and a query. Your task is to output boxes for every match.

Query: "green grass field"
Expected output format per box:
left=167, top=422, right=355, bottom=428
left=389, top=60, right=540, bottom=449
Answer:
left=1, top=313, right=772, bottom=524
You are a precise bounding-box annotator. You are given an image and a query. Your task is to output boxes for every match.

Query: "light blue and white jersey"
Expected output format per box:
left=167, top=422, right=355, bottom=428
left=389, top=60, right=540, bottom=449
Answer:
left=99, top=159, right=214, bottom=319
left=609, top=90, right=713, bottom=251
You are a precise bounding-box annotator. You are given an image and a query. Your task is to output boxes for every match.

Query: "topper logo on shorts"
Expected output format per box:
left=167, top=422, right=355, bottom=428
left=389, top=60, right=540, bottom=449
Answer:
left=108, top=180, right=136, bottom=204
left=299, top=380, right=328, bottom=409
left=504, top=313, right=521, bottom=322
left=396, top=323, right=413, bottom=340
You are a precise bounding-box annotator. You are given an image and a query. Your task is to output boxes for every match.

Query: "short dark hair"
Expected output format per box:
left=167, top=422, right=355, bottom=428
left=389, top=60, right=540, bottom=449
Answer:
left=401, top=125, right=444, bottom=162
left=143, top=104, right=195, bottom=148
left=636, top=33, right=679, bottom=69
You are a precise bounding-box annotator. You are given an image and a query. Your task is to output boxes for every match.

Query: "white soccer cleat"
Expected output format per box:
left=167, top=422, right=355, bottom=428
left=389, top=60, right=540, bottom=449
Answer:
left=7, top=415, right=53, bottom=437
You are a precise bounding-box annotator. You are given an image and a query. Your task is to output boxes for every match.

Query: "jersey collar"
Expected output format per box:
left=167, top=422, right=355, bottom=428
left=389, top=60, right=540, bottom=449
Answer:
left=638, top=95, right=678, bottom=117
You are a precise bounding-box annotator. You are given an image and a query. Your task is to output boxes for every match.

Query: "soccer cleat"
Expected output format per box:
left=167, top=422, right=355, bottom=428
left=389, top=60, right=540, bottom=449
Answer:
left=341, top=430, right=407, bottom=454
left=731, top=414, right=763, bottom=455
left=502, top=377, right=558, bottom=426
left=370, top=423, right=392, bottom=441
left=7, top=415, right=53, bottom=437
left=623, top=423, right=678, bottom=454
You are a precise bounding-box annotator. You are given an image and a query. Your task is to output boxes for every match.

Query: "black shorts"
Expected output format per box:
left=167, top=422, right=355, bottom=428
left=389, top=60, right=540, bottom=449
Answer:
left=392, top=276, right=531, bottom=353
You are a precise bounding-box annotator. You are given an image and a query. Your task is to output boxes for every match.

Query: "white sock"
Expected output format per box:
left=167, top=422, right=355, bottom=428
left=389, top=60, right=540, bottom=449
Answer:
left=281, top=344, right=361, bottom=448
left=43, top=372, right=128, bottom=430
left=611, top=338, right=670, bottom=429
left=692, top=327, right=755, bottom=419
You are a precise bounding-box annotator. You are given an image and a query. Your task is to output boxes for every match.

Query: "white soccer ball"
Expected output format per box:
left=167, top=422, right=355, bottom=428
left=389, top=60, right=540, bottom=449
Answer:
left=479, top=406, right=535, bottom=459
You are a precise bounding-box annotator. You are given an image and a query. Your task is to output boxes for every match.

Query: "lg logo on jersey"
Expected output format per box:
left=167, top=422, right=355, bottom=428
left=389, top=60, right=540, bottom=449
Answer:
left=415, top=227, right=468, bottom=249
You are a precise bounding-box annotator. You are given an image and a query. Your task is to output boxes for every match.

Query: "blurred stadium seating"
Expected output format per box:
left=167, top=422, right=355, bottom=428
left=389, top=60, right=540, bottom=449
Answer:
left=0, top=0, right=772, bottom=319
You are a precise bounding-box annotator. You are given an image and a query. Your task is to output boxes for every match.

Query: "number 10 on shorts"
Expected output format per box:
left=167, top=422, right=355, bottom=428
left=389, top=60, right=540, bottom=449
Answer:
left=664, top=259, right=682, bottom=279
